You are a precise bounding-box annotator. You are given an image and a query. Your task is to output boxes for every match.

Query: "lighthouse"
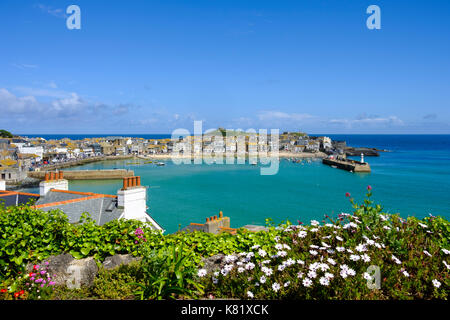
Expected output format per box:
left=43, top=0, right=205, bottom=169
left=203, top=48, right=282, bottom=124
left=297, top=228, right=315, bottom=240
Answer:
left=361, top=153, right=365, bottom=163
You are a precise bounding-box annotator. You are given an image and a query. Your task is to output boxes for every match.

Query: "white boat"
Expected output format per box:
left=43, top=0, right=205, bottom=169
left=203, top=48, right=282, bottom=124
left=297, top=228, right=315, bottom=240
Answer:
left=156, top=162, right=165, bottom=166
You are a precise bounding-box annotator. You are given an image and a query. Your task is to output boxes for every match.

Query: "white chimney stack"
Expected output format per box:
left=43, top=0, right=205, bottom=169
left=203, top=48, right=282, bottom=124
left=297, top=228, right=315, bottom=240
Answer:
left=39, top=171, right=69, bottom=197
left=118, top=176, right=148, bottom=221
left=118, top=176, right=163, bottom=231
left=0, top=180, right=5, bottom=191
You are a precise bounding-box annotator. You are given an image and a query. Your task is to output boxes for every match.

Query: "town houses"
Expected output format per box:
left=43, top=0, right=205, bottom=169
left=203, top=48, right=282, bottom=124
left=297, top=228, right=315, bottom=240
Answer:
left=0, top=130, right=346, bottom=184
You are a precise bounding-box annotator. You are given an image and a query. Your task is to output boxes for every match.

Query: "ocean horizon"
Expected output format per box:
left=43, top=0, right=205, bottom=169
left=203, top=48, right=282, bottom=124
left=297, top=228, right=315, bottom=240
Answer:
left=21, top=134, right=450, bottom=234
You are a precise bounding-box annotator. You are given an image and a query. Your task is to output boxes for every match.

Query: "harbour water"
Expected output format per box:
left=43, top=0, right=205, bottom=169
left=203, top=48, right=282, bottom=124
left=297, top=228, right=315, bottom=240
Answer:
left=22, top=135, right=450, bottom=233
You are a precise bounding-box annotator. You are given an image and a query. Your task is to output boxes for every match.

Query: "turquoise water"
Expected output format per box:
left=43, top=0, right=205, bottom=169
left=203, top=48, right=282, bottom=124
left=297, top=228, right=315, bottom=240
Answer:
left=23, top=135, right=450, bottom=233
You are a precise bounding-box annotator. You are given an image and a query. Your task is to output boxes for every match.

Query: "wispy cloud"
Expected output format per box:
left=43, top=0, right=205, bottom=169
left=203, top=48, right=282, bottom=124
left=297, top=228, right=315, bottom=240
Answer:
left=13, top=86, right=71, bottom=99
left=258, top=110, right=314, bottom=122
left=329, top=114, right=404, bottom=128
left=35, top=4, right=67, bottom=19
left=12, top=63, right=38, bottom=70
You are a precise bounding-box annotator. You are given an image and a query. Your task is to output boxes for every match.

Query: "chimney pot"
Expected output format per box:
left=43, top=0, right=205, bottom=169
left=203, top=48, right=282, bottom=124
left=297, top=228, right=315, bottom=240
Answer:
left=136, top=176, right=141, bottom=186
left=219, top=211, right=223, bottom=218
left=214, top=215, right=217, bottom=220
left=59, top=171, right=64, bottom=179
left=123, top=177, right=128, bottom=190
left=45, top=173, right=49, bottom=181
left=206, top=217, right=210, bottom=222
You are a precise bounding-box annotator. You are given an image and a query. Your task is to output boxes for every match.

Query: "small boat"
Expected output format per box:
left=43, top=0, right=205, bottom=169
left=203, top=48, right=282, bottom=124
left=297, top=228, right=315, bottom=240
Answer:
left=156, top=162, right=165, bottom=166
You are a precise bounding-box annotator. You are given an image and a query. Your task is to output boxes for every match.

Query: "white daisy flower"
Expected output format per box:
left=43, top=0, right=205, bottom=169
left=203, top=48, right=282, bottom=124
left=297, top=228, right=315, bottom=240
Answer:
left=355, top=244, right=367, bottom=252
left=277, top=250, right=287, bottom=257
left=423, top=250, right=432, bottom=257
left=418, top=223, right=428, bottom=228
left=327, top=258, right=336, bottom=265
left=257, top=249, right=267, bottom=258
left=298, top=231, right=308, bottom=238
left=302, top=277, right=313, bottom=287
left=245, top=262, right=255, bottom=270
left=350, top=255, right=360, bottom=261
left=247, top=291, right=254, bottom=298
left=432, top=279, right=441, bottom=288
left=197, top=269, right=207, bottom=277
left=224, top=255, right=237, bottom=263
left=319, top=277, right=330, bottom=286
left=307, top=270, right=317, bottom=279
left=363, top=272, right=372, bottom=280
left=272, top=282, right=281, bottom=292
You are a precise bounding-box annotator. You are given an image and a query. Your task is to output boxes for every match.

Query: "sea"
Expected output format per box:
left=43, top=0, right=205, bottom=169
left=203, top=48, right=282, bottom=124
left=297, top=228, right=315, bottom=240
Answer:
left=20, top=134, right=450, bottom=233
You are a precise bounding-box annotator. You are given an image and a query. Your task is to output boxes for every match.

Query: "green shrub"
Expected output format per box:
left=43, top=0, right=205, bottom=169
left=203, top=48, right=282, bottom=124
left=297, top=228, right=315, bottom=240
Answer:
left=92, top=261, right=144, bottom=299
left=134, top=245, right=204, bottom=300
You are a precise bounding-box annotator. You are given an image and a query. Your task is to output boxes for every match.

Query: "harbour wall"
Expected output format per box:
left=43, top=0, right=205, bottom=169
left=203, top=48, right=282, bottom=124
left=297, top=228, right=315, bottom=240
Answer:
left=28, top=169, right=134, bottom=180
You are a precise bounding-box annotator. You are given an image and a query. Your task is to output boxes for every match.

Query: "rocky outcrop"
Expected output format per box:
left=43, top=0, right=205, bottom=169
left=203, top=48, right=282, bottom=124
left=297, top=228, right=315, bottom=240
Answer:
left=102, top=254, right=141, bottom=270
left=201, top=254, right=226, bottom=274
left=26, top=254, right=98, bottom=289
left=26, top=253, right=140, bottom=289
left=345, top=147, right=380, bottom=157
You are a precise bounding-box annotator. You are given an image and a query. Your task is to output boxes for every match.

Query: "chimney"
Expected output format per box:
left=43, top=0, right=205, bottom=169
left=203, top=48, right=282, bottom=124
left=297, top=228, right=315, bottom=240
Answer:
left=39, top=171, right=68, bottom=197
left=0, top=179, right=5, bottom=191
left=118, top=176, right=149, bottom=222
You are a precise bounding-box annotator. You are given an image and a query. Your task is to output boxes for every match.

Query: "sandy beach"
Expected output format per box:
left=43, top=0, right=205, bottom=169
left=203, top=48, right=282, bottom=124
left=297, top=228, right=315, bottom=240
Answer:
left=136, top=151, right=327, bottom=160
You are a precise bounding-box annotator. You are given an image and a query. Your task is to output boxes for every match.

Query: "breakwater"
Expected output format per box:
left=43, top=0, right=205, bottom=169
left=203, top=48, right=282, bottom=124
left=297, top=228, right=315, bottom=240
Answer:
left=322, top=158, right=371, bottom=173
left=39, top=155, right=135, bottom=171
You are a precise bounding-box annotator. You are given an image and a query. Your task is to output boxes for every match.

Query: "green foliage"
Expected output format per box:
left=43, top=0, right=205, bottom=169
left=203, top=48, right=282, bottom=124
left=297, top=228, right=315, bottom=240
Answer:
left=134, top=244, right=203, bottom=300
left=1, top=187, right=449, bottom=300
left=0, top=205, right=70, bottom=278
left=0, top=130, right=13, bottom=138
left=92, top=261, right=144, bottom=299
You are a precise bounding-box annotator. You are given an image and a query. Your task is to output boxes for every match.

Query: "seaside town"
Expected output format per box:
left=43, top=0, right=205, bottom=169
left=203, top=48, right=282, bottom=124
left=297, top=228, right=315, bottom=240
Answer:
left=0, top=128, right=384, bottom=187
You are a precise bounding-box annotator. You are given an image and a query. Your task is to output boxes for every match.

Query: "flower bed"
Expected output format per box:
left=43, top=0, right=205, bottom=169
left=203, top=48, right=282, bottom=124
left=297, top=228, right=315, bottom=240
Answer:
left=0, top=187, right=449, bottom=300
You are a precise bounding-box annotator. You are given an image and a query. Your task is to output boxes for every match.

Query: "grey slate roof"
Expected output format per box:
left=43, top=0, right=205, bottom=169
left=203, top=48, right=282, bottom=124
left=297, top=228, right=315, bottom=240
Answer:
left=0, top=193, right=39, bottom=207
left=35, top=191, right=123, bottom=225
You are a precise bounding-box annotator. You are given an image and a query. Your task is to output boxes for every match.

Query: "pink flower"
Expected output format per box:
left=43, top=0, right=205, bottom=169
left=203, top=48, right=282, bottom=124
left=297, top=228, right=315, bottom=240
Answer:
left=367, top=185, right=372, bottom=190
left=345, top=192, right=351, bottom=197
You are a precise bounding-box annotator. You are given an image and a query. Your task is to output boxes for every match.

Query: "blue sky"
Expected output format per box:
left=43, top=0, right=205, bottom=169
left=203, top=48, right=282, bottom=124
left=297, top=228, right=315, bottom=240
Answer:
left=1, top=0, right=449, bottom=134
